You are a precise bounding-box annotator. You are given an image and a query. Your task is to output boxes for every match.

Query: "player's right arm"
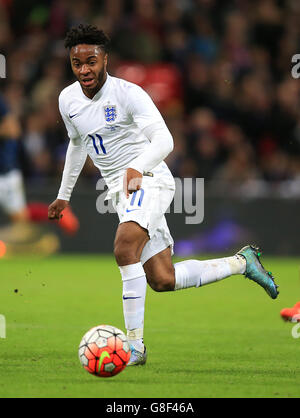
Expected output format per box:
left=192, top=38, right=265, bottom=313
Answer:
left=123, top=85, right=174, bottom=196
left=48, top=92, right=87, bottom=220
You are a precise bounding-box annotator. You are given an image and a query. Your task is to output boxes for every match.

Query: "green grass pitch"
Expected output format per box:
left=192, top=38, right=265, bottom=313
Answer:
left=0, top=254, right=299, bottom=398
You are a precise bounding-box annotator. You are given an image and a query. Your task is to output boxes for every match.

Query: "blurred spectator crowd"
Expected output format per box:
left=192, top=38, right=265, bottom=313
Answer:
left=1, top=0, right=300, bottom=197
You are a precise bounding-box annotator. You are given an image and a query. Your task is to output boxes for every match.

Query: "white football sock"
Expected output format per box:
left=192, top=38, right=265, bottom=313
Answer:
left=119, top=262, right=146, bottom=352
left=174, top=255, right=246, bottom=290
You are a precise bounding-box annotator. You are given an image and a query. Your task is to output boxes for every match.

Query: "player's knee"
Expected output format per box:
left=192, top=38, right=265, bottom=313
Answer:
left=147, top=274, right=175, bottom=292
left=114, top=239, right=139, bottom=265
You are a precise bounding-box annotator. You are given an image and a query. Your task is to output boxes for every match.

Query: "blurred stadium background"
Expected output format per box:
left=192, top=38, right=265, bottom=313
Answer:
left=0, top=0, right=300, bottom=256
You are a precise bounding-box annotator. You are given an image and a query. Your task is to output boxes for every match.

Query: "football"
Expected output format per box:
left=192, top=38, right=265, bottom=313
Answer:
left=78, top=325, right=131, bottom=377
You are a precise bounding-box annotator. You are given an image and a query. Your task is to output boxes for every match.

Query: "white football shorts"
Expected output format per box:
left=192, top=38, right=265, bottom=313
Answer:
left=0, top=169, right=26, bottom=215
left=111, top=173, right=176, bottom=265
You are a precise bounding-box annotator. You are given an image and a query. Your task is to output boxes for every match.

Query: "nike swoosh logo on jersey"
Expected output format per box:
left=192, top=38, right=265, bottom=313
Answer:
left=69, top=113, right=79, bottom=119
left=126, top=208, right=140, bottom=213
left=98, top=351, right=110, bottom=373
left=123, top=296, right=142, bottom=300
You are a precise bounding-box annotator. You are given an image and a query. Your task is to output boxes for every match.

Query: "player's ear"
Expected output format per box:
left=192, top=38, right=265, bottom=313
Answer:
left=104, top=53, right=108, bottom=67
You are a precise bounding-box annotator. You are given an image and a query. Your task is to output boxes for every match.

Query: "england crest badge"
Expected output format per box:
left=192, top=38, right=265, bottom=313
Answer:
left=104, top=105, right=117, bottom=123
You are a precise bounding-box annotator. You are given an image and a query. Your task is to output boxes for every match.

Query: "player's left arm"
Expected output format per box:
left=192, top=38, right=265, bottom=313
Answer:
left=129, top=121, right=174, bottom=173
left=124, top=86, right=174, bottom=196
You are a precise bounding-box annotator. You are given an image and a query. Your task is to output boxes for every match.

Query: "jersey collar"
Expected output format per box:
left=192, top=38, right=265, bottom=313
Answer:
left=79, top=73, right=111, bottom=101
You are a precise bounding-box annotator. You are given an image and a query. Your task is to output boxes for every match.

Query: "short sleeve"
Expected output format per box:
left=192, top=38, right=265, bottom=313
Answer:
left=58, top=92, right=81, bottom=144
left=126, top=84, right=165, bottom=132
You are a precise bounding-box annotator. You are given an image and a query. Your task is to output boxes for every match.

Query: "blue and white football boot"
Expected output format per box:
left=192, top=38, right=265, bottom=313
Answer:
left=128, top=345, right=147, bottom=366
left=237, top=245, right=279, bottom=299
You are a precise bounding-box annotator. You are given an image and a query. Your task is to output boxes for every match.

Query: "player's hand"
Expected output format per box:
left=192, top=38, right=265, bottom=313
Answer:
left=124, top=168, right=143, bottom=198
left=48, top=199, right=69, bottom=220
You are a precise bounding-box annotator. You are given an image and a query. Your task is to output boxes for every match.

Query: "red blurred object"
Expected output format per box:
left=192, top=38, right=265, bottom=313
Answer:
left=114, top=62, right=183, bottom=112
left=27, top=202, right=49, bottom=223
left=280, top=302, right=300, bottom=323
left=58, top=205, right=80, bottom=236
left=0, top=240, right=6, bottom=258
left=27, top=202, right=79, bottom=236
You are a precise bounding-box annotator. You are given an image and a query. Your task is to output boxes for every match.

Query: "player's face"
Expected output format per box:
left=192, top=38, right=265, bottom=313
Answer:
left=70, top=44, right=107, bottom=98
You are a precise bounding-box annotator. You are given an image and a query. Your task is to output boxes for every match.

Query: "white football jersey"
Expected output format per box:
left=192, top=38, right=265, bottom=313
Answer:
left=58, top=74, right=173, bottom=194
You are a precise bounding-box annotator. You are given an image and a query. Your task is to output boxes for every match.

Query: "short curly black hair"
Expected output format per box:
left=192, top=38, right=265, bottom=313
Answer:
left=64, top=24, right=110, bottom=52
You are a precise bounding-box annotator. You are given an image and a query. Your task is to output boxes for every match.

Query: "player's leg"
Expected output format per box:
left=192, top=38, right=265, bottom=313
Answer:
left=112, top=180, right=170, bottom=365
left=114, top=221, right=149, bottom=266
left=114, top=221, right=149, bottom=364
left=143, top=247, right=246, bottom=292
left=144, top=245, right=279, bottom=299
left=143, top=246, right=174, bottom=291
left=2, top=170, right=28, bottom=223
left=143, top=245, right=279, bottom=299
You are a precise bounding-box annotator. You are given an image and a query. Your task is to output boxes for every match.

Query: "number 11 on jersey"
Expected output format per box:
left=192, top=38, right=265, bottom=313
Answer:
left=89, top=134, right=107, bottom=155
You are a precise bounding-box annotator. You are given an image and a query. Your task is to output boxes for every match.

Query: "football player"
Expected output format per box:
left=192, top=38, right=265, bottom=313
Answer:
left=48, top=24, right=279, bottom=366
